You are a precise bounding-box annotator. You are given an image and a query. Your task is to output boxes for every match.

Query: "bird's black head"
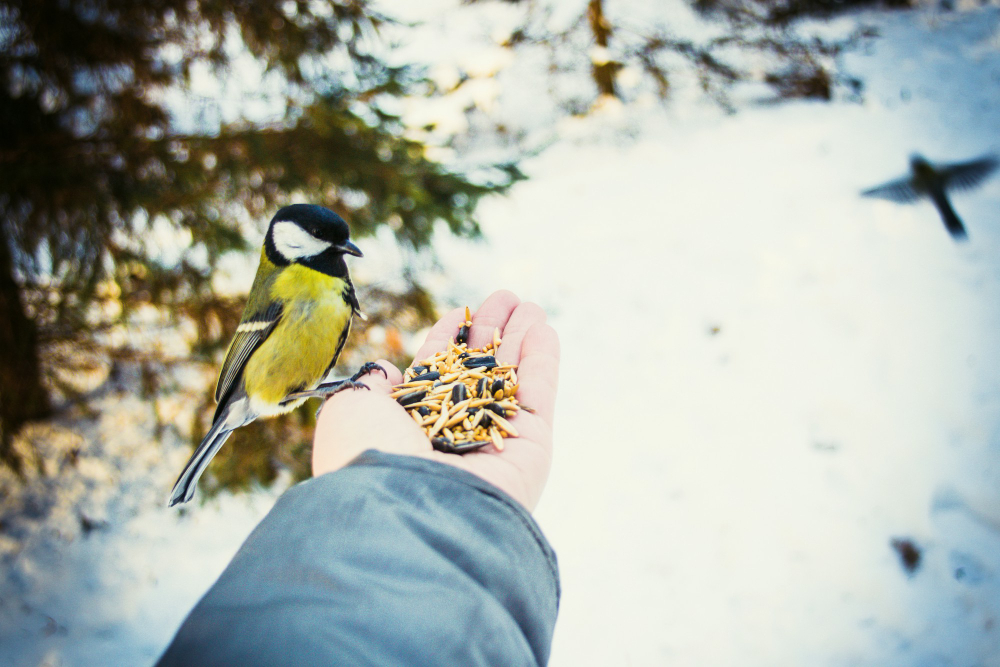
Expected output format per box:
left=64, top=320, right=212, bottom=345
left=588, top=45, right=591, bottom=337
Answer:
left=909, top=154, right=932, bottom=171
left=264, top=204, right=362, bottom=277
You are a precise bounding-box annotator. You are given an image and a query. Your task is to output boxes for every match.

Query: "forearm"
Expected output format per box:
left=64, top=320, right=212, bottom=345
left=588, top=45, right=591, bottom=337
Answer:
left=157, top=450, right=560, bottom=666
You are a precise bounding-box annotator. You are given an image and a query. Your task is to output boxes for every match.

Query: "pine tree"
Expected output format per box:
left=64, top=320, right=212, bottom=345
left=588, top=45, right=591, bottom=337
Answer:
left=0, top=0, right=520, bottom=468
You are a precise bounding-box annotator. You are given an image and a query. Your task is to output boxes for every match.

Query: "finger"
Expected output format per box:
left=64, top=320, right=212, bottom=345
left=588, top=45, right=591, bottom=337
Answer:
left=512, top=323, right=560, bottom=430
left=495, top=301, right=547, bottom=366
left=412, top=306, right=468, bottom=364
left=467, top=289, right=521, bottom=350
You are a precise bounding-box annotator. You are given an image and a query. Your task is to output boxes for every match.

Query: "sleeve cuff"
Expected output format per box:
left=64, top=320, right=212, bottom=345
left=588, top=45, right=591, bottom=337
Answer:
left=338, top=448, right=560, bottom=596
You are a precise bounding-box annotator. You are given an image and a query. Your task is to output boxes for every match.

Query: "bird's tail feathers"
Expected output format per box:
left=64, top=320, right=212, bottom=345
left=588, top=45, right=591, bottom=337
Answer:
left=167, top=415, right=235, bottom=507
left=930, top=190, right=968, bottom=240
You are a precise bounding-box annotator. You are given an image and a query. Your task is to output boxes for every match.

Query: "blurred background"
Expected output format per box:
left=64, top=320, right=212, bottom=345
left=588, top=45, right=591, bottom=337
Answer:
left=2, top=0, right=1000, bottom=664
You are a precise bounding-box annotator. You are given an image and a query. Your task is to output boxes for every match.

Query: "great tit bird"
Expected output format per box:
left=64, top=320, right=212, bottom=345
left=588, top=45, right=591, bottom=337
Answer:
left=168, top=204, right=381, bottom=506
left=861, top=153, right=998, bottom=241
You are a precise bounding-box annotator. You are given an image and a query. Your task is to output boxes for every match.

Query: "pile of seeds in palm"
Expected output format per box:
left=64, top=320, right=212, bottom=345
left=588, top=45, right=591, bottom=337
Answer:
left=392, top=307, right=523, bottom=454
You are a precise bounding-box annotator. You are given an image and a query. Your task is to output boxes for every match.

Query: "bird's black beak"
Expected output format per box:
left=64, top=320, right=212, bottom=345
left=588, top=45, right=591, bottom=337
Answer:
left=336, top=241, right=363, bottom=258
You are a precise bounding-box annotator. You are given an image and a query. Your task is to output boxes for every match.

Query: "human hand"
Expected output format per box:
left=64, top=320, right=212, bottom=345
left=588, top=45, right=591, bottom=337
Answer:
left=312, top=290, right=560, bottom=511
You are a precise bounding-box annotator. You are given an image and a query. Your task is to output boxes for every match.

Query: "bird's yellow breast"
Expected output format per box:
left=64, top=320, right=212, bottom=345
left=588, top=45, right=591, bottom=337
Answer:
left=244, top=265, right=352, bottom=414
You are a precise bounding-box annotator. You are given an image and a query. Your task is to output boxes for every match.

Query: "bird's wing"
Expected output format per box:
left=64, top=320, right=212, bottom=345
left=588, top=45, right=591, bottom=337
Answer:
left=939, top=155, right=999, bottom=193
left=344, top=276, right=363, bottom=317
left=214, top=301, right=284, bottom=406
left=860, top=177, right=922, bottom=203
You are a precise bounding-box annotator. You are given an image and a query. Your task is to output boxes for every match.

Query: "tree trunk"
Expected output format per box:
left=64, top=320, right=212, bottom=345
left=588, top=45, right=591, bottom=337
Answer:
left=587, top=0, right=618, bottom=99
left=0, top=220, right=50, bottom=470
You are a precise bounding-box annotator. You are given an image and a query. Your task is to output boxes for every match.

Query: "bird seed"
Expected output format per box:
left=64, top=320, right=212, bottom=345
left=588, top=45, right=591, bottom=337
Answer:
left=394, top=307, right=522, bottom=454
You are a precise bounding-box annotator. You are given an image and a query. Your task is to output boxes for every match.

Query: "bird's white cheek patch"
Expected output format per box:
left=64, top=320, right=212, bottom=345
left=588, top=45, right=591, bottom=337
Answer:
left=271, top=220, right=331, bottom=260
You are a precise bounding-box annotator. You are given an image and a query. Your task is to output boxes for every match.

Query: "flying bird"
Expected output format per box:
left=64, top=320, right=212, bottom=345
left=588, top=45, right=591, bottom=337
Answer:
left=168, top=204, right=381, bottom=506
left=861, top=153, right=998, bottom=240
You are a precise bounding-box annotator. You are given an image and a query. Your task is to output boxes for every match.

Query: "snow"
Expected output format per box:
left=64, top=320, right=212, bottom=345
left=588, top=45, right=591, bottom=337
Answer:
left=4, top=4, right=1000, bottom=666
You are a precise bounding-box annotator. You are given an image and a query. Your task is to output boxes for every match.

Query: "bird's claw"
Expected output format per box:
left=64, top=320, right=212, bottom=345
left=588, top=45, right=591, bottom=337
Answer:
left=335, top=379, right=371, bottom=393
left=350, top=361, right=387, bottom=383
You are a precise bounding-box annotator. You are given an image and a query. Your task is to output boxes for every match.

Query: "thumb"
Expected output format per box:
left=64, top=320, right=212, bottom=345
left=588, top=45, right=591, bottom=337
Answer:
left=312, top=359, right=424, bottom=476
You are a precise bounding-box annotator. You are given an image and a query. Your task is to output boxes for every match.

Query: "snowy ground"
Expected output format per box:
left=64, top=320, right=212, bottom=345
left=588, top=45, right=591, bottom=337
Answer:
left=4, top=4, right=1000, bottom=666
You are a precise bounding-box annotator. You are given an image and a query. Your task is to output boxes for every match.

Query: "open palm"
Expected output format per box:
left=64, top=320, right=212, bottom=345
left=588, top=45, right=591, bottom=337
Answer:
left=312, top=290, right=560, bottom=511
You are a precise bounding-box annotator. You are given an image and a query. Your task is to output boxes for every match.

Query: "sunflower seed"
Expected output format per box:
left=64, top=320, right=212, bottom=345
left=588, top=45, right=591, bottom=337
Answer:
left=463, top=356, right=497, bottom=369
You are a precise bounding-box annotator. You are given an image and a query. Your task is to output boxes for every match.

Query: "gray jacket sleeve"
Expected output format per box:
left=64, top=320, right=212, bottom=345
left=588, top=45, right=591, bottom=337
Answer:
left=156, top=450, right=560, bottom=666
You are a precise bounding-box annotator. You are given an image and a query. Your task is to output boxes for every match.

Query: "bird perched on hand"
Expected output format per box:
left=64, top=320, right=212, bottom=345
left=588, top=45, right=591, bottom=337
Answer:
left=168, top=204, right=382, bottom=506
left=861, top=153, right=999, bottom=241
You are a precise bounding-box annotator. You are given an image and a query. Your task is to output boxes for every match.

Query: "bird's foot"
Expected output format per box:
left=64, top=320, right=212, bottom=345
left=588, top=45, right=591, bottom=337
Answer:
left=283, top=362, right=387, bottom=404
left=281, top=380, right=368, bottom=419
left=350, top=361, right=388, bottom=383
left=283, top=379, right=369, bottom=405
left=282, top=362, right=387, bottom=417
